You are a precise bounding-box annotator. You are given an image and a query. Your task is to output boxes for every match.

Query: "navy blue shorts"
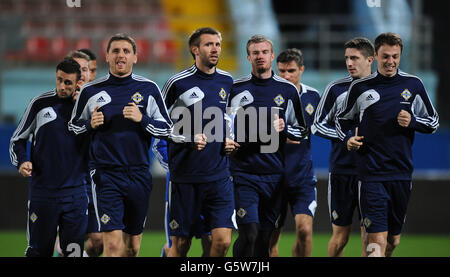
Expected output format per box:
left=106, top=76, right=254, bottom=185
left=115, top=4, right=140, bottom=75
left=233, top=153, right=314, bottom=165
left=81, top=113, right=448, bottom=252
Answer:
left=168, top=177, right=236, bottom=238
left=328, top=173, right=361, bottom=226
left=233, top=174, right=283, bottom=231
left=277, top=179, right=317, bottom=228
left=163, top=173, right=211, bottom=246
left=86, top=174, right=99, bottom=234
left=359, top=180, right=412, bottom=235
left=90, top=166, right=152, bottom=235
left=26, top=191, right=88, bottom=257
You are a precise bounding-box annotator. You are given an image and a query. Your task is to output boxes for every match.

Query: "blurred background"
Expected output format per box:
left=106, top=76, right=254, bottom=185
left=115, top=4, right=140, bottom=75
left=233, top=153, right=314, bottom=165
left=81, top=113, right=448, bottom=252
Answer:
left=0, top=0, right=449, bottom=242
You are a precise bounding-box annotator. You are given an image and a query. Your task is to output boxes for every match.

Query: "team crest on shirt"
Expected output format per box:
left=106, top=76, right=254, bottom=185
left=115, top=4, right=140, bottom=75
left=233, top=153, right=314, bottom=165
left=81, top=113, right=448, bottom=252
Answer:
left=363, top=217, right=372, bottom=228
left=219, top=88, right=227, bottom=101
left=237, top=208, right=247, bottom=218
left=401, top=89, right=412, bottom=101
left=101, top=214, right=110, bottom=224
left=30, top=212, right=38, bottom=223
left=131, top=92, right=144, bottom=104
left=332, top=210, right=339, bottom=221
left=274, top=94, right=285, bottom=106
left=169, top=219, right=179, bottom=230
left=305, top=103, right=315, bottom=115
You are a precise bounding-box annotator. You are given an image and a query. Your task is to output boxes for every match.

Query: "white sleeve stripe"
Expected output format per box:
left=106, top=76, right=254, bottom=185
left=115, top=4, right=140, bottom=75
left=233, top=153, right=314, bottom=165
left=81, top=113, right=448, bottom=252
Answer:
left=161, top=66, right=197, bottom=99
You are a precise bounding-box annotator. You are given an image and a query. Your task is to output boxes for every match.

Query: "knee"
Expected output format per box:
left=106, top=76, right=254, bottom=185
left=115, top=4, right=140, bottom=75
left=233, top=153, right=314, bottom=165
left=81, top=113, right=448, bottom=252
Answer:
left=331, top=232, right=350, bottom=249
left=296, top=224, right=313, bottom=240
left=387, top=236, right=401, bottom=249
left=213, top=236, right=232, bottom=251
left=173, top=237, right=191, bottom=256
left=86, top=236, right=103, bottom=256
left=124, top=244, right=140, bottom=257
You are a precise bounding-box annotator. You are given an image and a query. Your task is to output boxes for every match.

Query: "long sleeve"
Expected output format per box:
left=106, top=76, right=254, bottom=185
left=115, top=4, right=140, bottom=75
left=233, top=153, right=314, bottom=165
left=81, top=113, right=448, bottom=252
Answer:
left=151, top=138, right=169, bottom=172
left=9, top=97, right=38, bottom=168
left=139, top=82, right=173, bottom=139
left=312, top=80, right=351, bottom=140
left=408, top=81, right=439, bottom=133
left=285, top=86, right=308, bottom=141
left=68, top=87, right=96, bottom=135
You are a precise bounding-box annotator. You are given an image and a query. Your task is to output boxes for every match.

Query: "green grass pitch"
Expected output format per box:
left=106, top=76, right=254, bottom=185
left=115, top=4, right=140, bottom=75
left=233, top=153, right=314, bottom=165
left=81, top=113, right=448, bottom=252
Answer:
left=1, top=231, right=449, bottom=257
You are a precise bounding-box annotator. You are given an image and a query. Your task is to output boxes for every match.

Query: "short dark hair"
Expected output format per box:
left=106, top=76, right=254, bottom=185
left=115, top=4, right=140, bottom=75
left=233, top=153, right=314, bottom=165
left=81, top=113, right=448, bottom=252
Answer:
left=107, top=33, right=136, bottom=54
left=344, top=37, right=375, bottom=58
left=56, top=58, right=81, bottom=81
left=277, top=48, right=304, bottom=68
left=65, top=50, right=90, bottom=62
left=188, top=27, right=222, bottom=59
left=78, top=48, right=96, bottom=61
left=374, top=32, right=403, bottom=53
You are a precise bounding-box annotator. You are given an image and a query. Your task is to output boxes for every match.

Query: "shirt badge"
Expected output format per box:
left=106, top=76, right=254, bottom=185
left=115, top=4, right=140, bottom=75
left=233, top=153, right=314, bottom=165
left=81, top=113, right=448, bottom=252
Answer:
left=305, top=103, right=314, bottom=115
left=274, top=94, right=285, bottom=106
left=101, top=214, right=110, bottom=224
left=219, top=88, right=227, bottom=101
left=401, top=89, right=412, bottom=101
left=132, top=92, right=144, bottom=104
left=30, top=212, right=38, bottom=223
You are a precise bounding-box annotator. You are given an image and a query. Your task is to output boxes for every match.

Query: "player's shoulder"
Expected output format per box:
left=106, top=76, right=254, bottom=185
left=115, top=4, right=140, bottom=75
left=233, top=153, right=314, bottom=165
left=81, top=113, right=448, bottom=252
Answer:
left=166, top=65, right=198, bottom=85
left=348, top=72, right=378, bottom=93
left=131, top=73, right=159, bottom=87
left=398, top=70, right=425, bottom=87
left=81, top=74, right=110, bottom=91
left=216, top=68, right=233, bottom=80
left=301, top=83, right=320, bottom=95
left=233, top=74, right=252, bottom=86
left=273, top=74, right=298, bottom=91
left=30, top=89, right=57, bottom=106
left=326, top=75, right=353, bottom=90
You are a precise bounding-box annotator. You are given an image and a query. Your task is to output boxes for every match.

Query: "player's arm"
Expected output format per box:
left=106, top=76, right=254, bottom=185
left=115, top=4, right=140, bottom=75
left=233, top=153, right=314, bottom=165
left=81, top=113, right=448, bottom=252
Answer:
left=335, top=85, right=361, bottom=145
left=311, top=84, right=340, bottom=140
left=68, top=88, right=96, bottom=135
left=223, top=92, right=240, bottom=155
left=399, top=81, right=439, bottom=133
left=138, top=84, right=173, bottom=140
left=151, top=138, right=169, bottom=172
left=9, top=98, right=37, bottom=173
left=285, top=88, right=308, bottom=141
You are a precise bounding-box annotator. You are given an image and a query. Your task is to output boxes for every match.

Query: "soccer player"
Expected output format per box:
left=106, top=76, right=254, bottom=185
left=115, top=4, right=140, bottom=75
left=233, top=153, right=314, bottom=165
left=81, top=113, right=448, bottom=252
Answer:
left=75, top=48, right=103, bottom=257
left=65, top=50, right=91, bottom=101
left=269, top=48, right=320, bottom=257
left=161, top=27, right=236, bottom=257
left=335, top=33, right=439, bottom=257
left=78, top=48, right=98, bottom=81
left=52, top=50, right=92, bottom=257
left=311, top=37, right=375, bottom=257
left=151, top=138, right=212, bottom=257
left=9, top=58, right=88, bottom=257
left=229, top=35, right=307, bottom=257
left=68, top=33, right=173, bottom=257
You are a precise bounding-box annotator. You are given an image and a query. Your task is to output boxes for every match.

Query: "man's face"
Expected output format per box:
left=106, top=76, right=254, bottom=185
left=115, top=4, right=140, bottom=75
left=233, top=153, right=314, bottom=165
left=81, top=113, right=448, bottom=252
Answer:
left=277, top=60, right=304, bottom=88
left=88, top=59, right=97, bottom=81
left=193, top=34, right=221, bottom=69
left=247, top=41, right=275, bottom=75
left=56, top=70, right=78, bottom=99
left=375, top=44, right=401, bottom=77
left=106, top=40, right=137, bottom=77
left=345, top=48, right=373, bottom=79
left=73, top=57, right=90, bottom=87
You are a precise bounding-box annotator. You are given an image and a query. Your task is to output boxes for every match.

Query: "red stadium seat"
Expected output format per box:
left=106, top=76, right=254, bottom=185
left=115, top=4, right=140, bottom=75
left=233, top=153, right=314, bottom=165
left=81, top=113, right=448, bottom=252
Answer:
left=153, top=39, right=177, bottom=63
left=25, top=37, right=51, bottom=62
left=73, top=38, right=92, bottom=51
left=134, top=38, right=151, bottom=63
left=51, top=37, right=72, bottom=61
